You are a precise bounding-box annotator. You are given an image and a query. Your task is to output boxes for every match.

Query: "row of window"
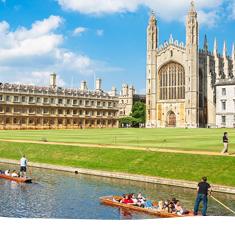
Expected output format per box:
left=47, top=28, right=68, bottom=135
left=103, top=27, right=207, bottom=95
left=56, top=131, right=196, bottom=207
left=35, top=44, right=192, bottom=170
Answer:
left=159, top=62, right=185, bottom=100
left=160, top=87, right=185, bottom=100
left=0, top=107, right=117, bottom=116
left=221, top=87, right=235, bottom=96
left=0, top=118, right=116, bottom=125
left=0, top=95, right=117, bottom=107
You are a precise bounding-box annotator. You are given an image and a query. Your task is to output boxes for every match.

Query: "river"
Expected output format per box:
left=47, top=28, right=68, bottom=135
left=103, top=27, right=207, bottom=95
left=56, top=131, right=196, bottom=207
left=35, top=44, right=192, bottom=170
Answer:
left=0, top=163, right=234, bottom=219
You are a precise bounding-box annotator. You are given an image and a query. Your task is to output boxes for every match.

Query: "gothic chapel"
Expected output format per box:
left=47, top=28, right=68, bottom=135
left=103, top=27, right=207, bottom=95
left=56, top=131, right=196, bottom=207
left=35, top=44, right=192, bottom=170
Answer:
left=146, top=1, right=235, bottom=128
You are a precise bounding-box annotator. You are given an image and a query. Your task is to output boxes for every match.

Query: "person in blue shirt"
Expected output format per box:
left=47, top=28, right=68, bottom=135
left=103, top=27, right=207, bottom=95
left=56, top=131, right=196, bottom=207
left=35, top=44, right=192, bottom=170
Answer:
left=221, top=132, right=229, bottom=155
left=20, top=155, right=28, bottom=178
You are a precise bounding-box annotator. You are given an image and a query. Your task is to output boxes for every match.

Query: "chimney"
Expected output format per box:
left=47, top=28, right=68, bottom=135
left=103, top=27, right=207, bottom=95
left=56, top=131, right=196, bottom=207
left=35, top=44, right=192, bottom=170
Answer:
left=96, top=78, right=102, bottom=91
left=129, top=85, right=134, bottom=97
left=50, top=73, right=57, bottom=88
left=80, top=80, right=88, bottom=91
left=122, top=84, right=128, bottom=96
left=112, top=87, right=117, bottom=96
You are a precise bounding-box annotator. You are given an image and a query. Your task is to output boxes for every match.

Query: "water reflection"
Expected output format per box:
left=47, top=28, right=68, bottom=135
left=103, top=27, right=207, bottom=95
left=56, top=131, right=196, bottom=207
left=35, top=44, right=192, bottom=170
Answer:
left=0, top=163, right=234, bottom=219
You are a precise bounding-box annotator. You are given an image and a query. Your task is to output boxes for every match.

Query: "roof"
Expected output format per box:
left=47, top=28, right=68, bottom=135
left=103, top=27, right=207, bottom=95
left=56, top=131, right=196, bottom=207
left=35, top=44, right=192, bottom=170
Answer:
left=215, top=78, right=235, bottom=86
left=0, top=83, right=111, bottom=97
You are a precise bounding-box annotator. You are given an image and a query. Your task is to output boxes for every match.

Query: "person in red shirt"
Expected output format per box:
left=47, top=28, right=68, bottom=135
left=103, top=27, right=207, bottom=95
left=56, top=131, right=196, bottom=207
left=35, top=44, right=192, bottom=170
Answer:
left=124, top=194, right=134, bottom=204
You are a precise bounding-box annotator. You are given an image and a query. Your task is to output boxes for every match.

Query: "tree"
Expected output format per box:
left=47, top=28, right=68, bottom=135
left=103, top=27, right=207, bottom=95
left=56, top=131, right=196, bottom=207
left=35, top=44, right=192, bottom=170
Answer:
left=130, top=102, right=146, bottom=126
left=119, top=116, right=137, bottom=126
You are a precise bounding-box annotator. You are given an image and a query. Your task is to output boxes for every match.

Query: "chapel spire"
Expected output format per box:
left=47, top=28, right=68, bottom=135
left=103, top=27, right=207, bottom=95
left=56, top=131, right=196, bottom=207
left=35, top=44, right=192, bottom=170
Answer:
left=232, top=43, right=235, bottom=60
left=223, top=40, right=227, bottom=57
left=214, top=37, right=218, bottom=56
left=148, top=9, right=157, bottom=25
left=204, top=34, right=208, bottom=51
left=232, top=43, right=235, bottom=77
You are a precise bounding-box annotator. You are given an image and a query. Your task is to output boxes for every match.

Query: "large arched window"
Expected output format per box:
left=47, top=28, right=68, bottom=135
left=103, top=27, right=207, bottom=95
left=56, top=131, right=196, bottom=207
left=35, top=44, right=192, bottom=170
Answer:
left=159, top=62, right=185, bottom=100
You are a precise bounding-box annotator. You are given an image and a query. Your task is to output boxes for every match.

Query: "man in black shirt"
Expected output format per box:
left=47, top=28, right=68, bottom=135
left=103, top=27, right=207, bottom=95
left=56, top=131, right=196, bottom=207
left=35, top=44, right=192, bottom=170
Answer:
left=193, top=176, right=212, bottom=216
left=221, top=132, right=229, bottom=155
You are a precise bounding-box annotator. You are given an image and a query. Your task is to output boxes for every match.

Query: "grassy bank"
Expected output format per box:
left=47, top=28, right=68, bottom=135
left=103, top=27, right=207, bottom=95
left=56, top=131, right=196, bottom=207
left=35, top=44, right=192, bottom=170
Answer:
left=0, top=141, right=234, bottom=186
left=0, top=128, right=234, bottom=152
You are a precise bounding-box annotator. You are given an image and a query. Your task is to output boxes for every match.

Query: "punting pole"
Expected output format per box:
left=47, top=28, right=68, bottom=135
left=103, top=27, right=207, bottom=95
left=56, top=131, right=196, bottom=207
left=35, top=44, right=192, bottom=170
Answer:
left=18, top=147, right=36, bottom=184
left=210, top=195, right=235, bottom=215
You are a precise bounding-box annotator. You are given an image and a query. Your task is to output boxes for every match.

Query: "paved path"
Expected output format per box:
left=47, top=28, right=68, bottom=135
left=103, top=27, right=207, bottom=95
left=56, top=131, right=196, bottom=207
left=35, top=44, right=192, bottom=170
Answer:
left=0, top=138, right=233, bottom=156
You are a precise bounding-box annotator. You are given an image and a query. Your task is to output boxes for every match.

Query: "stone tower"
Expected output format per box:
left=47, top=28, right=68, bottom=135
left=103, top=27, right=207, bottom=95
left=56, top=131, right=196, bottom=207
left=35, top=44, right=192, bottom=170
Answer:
left=146, top=10, right=158, bottom=127
left=185, top=1, right=199, bottom=127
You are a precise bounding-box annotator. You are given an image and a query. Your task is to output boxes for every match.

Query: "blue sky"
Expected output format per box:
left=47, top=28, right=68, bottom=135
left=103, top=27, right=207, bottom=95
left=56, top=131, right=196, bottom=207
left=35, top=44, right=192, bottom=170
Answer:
left=0, top=0, right=235, bottom=94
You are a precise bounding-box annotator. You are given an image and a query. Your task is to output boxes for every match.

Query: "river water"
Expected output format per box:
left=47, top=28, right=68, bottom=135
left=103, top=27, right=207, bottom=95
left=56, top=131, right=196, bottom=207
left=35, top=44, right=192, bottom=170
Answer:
left=0, top=163, right=234, bottom=219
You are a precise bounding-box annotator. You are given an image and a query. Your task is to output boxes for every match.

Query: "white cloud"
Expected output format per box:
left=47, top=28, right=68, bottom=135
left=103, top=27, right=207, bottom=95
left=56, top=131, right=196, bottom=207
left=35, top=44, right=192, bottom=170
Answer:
left=0, top=15, right=64, bottom=61
left=56, top=0, right=230, bottom=26
left=14, top=5, right=21, bottom=11
left=72, top=27, right=89, bottom=36
left=228, top=1, right=235, bottom=19
left=97, top=29, right=103, bottom=36
left=197, top=10, right=221, bottom=28
left=0, top=15, right=123, bottom=87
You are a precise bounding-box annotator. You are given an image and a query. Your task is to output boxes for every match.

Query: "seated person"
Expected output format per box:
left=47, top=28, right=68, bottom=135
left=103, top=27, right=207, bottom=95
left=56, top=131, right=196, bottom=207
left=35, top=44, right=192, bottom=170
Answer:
left=130, top=193, right=139, bottom=205
left=164, top=199, right=170, bottom=210
left=171, top=198, right=177, bottom=205
left=168, top=202, right=175, bottom=213
left=119, top=194, right=126, bottom=203
left=5, top=169, right=11, bottom=176
left=0, top=170, right=2, bottom=174
left=174, top=200, right=188, bottom=215
left=124, top=194, right=134, bottom=204
left=11, top=170, right=18, bottom=177
left=156, top=201, right=165, bottom=212
left=137, top=192, right=146, bottom=204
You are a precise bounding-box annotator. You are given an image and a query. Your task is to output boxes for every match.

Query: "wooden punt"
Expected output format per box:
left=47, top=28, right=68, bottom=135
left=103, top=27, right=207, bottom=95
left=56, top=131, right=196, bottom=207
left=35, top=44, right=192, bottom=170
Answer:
left=0, top=174, right=32, bottom=183
left=100, top=195, right=202, bottom=218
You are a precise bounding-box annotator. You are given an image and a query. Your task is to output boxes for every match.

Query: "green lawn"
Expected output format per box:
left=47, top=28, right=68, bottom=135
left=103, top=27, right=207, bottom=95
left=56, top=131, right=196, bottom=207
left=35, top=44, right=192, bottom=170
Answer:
left=0, top=141, right=234, bottom=186
left=0, top=128, right=234, bottom=152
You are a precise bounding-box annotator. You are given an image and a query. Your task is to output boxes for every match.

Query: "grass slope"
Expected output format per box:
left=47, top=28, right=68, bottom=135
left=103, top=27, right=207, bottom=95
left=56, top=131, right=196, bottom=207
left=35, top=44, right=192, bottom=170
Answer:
left=0, top=141, right=234, bottom=186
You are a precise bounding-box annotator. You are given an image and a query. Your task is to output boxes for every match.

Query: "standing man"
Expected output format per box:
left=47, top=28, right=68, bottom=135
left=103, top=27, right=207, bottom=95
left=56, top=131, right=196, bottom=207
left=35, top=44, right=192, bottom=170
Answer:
left=193, top=176, right=212, bottom=216
left=20, top=155, right=28, bottom=178
left=221, top=132, right=229, bottom=155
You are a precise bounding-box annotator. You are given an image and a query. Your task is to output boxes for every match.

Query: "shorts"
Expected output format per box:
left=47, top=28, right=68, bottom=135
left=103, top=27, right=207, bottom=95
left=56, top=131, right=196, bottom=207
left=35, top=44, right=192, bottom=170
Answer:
left=20, top=166, right=26, bottom=172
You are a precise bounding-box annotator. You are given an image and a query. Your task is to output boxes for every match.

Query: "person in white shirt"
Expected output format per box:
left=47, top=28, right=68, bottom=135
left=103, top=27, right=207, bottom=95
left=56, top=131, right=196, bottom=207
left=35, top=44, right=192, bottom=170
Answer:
left=20, top=155, right=28, bottom=177
left=5, top=170, right=10, bottom=176
left=11, top=170, right=18, bottom=177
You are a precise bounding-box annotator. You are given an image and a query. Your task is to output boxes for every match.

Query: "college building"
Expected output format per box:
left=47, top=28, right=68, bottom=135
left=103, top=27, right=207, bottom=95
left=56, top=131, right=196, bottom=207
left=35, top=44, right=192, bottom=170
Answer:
left=215, top=77, right=235, bottom=128
left=119, top=84, right=146, bottom=118
left=0, top=74, right=119, bottom=130
left=146, top=1, right=235, bottom=128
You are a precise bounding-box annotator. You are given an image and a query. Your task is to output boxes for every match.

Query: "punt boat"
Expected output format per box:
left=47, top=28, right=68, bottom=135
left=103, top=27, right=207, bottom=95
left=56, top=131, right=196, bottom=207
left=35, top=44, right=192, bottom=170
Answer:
left=0, top=174, right=32, bottom=183
left=100, top=195, right=202, bottom=218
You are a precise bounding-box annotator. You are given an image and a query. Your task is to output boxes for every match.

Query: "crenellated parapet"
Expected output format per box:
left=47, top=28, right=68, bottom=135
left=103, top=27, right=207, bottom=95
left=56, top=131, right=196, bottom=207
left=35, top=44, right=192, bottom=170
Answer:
left=158, top=35, right=186, bottom=54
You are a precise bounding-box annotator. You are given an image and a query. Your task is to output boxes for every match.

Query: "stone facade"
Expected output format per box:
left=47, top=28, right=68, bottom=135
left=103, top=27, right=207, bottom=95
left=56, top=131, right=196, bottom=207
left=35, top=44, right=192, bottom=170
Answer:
left=0, top=75, right=119, bottom=130
left=146, top=1, right=235, bottom=128
left=119, top=84, right=146, bottom=117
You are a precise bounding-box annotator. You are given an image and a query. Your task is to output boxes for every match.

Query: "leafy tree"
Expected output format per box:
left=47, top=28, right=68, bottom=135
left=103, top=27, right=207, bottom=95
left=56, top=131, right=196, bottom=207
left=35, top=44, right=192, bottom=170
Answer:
left=119, top=116, right=136, bottom=126
left=130, top=102, right=146, bottom=125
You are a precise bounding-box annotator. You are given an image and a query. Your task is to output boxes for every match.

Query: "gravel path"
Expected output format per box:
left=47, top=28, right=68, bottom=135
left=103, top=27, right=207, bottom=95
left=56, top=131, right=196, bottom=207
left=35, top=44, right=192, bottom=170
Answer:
left=0, top=138, right=233, bottom=156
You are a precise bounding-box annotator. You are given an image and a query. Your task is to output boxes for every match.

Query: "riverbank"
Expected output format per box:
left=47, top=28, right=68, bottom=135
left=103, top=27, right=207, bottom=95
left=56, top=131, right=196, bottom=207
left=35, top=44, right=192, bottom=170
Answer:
left=0, top=140, right=234, bottom=187
left=1, top=157, right=235, bottom=194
